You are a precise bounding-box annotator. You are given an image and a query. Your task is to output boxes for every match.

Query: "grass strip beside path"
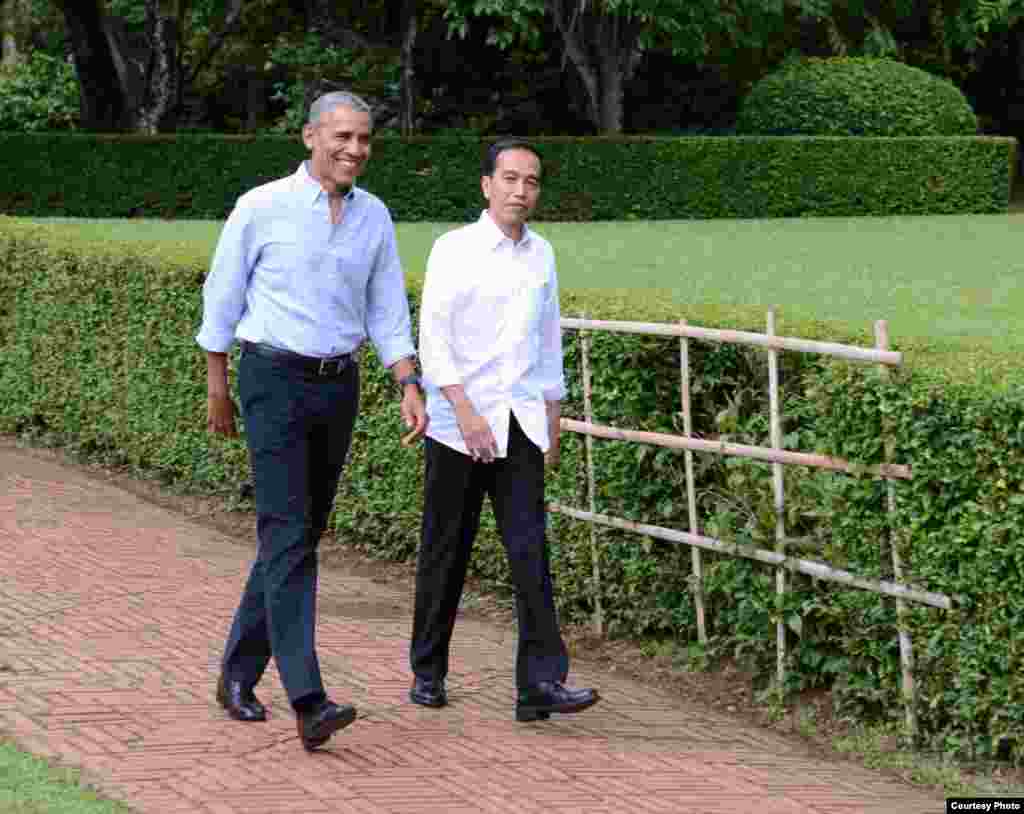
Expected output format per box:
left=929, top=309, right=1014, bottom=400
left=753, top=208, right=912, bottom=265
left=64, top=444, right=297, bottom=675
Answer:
left=0, top=740, right=132, bottom=813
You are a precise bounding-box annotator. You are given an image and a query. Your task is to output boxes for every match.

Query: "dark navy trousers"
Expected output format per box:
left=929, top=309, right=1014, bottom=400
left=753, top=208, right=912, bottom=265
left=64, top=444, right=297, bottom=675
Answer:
left=221, top=350, right=359, bottom=709
left=410, top=414, right=569, bottom=690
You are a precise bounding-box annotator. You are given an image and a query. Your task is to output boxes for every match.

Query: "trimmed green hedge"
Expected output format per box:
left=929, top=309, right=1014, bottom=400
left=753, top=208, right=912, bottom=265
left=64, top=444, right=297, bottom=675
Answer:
left=1, top=218, right=1023, bottom=758
left=737, top=57, right=979, bottom=137
left=0, top=133, right=1013, bottom=220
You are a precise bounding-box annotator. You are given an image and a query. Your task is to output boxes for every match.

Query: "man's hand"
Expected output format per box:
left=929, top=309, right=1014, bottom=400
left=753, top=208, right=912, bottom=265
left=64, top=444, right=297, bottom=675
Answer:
left=544, top=440, right=560, bottom=469
left=207, top=393, right=238, bottom=437
left=440, top=384, right=497, bottom=463
left=544, top=400, right=561, bottom=468
left=205, top=352, right=237, bottom=437
left=391, top=357, right=429, bottom=446
left=400, top=386, right=429, bottom=446
left=455, top=404, right=498, bottom=463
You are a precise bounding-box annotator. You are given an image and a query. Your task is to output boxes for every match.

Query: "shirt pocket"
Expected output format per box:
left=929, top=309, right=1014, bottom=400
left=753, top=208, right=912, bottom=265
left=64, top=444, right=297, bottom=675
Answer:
left=506, top=269, right=548, bottom=345
left=479, top=254, right=544, bottom=307
left=257, top=223, right=303, bottom=270
left=254, top=223, right=304, bottom=295
left=324, top=241, right=373, bottom=306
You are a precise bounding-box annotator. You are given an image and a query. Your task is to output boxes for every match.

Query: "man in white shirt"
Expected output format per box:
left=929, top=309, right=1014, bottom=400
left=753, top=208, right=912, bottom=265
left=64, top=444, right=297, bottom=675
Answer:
left=410, top=138, right=599, bottom=722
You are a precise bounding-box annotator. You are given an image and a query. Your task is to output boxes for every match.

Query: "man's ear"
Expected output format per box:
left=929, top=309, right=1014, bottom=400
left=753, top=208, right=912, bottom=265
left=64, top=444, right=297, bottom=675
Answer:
left=301, top=124, right=315, bottom=151
left=481, top=175, right=491, bottom=203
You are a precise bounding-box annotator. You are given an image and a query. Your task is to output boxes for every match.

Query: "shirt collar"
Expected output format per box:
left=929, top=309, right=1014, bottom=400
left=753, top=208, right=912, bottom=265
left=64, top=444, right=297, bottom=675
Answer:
left=477, top=210, right=532, bottom=250
left=296, top=161, right=357, bottom=207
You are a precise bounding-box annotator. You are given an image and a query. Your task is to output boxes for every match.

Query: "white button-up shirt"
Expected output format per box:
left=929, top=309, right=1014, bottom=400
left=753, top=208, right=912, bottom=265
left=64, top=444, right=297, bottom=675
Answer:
left=419, top=211, right=567, bottom=457
left=196, top=162, right=415, bottom=366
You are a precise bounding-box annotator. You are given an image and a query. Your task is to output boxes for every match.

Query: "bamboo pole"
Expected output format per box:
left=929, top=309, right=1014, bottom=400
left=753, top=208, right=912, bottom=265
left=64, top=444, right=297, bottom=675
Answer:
left=768, top=310, right=787, bottom=690
left=560, top=418, right=912, bottom=480
left=561, top=318, right=902, bottom=367
left=547, top=503, right=952, bottom=611
left=580, top=317, right=604, bottom=636
left=876, top=320, right=917, bottom=736
left=680, top=320, right=707, bottom=644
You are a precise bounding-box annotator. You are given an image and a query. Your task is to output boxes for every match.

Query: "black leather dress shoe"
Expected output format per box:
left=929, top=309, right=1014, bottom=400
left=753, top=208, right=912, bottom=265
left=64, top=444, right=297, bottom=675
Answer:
left=409, top=677, right=447, bottom=708
left=216, top=675, right=267, bottom=722
left=516, top=681, right=599, bottom=722
left=297, top=699, right=357, bottom=751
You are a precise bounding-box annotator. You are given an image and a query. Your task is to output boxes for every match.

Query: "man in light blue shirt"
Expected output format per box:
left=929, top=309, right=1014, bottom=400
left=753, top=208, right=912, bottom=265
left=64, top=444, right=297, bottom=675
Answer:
left=196, top=90, right=427, bottom=752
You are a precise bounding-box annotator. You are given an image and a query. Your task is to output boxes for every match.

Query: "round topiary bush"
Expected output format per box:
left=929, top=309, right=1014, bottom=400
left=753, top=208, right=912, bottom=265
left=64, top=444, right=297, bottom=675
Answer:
left=736, top=56, right=978, bottom=137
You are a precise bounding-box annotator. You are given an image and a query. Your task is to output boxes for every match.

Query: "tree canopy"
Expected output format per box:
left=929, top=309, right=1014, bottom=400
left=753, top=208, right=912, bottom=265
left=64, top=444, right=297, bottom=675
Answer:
left=2, top=0, right=1022, bottom=137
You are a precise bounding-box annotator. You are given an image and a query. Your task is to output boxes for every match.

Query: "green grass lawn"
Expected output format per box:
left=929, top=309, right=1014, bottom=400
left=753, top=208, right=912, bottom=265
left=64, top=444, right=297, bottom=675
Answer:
left=36, top=213, right=1024, bottom=353
left=0, top=740, right=130, bottom=813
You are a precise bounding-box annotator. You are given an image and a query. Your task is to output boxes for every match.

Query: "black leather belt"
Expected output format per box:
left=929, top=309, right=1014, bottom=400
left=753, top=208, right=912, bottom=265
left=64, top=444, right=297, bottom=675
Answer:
left=240, top=341, right=353, bottom=377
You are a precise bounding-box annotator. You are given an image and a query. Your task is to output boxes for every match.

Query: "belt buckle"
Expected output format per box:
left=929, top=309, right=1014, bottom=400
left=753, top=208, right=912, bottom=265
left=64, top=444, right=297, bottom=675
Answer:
left=318, top=356, right=344, bottom=376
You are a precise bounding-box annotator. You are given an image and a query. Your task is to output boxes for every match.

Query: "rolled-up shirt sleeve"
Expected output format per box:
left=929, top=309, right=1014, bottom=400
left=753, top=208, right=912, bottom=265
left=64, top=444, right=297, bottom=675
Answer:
left=365, top=212, right=416, bottom=367
left=196, top=199, right=255, bottom=353
left=419, top=239, right=462, bottom=389
left=539, top=263, right=567, bottom=402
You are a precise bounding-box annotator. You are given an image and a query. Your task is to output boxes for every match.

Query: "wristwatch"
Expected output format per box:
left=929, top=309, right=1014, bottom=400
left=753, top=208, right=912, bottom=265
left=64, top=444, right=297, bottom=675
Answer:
left=399, top=373, right=421, bottom=388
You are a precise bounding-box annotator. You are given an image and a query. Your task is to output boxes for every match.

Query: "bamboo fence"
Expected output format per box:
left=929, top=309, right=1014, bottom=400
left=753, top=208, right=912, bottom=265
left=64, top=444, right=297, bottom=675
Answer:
left=549, top=313, right=950, bottom=734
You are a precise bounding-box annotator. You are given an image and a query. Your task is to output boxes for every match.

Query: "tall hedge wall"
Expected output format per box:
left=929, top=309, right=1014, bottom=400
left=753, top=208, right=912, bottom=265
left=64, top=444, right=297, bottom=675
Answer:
left=0, top=133, right=1013, bottom=220
left=1, top=217, right=1022, bottom=758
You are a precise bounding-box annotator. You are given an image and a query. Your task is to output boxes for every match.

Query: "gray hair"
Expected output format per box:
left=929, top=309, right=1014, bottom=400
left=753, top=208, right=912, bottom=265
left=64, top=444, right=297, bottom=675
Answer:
left=307, top=91, right=373, bottom=128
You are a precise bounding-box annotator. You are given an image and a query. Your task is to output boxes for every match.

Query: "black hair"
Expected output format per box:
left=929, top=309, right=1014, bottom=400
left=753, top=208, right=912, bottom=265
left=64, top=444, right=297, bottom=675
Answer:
left=481, top=138, right=543, bottom=177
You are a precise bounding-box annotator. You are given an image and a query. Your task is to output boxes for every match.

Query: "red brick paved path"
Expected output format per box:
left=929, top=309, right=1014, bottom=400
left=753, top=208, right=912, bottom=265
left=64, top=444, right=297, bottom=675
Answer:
left=0, top=445, right=943, bottom=814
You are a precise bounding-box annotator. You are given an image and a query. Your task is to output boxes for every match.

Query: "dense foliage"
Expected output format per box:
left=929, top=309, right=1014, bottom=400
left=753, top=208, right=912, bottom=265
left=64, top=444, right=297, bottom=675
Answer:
left=0, top=52, right=80, bottom=132
left=1, top=218, right=1022, bottom=758
left=0, top=133, right=1012, bottom=220
left=736, top=57, right=980, bottom=137
left=6, top=0, right=1024, bottom=147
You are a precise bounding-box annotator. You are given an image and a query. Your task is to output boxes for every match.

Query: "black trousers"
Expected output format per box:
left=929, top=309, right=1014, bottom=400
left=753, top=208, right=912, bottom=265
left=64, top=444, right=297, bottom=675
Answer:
left=221, top=350, right=359, bottom=709
left=410, top=414, right=569, bottom=689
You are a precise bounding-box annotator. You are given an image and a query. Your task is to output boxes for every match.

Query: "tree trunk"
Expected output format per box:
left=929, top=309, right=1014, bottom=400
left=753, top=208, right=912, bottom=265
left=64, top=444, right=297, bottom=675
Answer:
left=598, top=53, right=623, bottom=133
left=399, top=0, right=417, bottom=135
left=136, top=0, right=179, bottom=133
left=550, top=0, right=602, bottom=130
left=245, top=73, right=269, bottom=131
left=57, top=0, right=129, bottom=131
left=1, top=0, right=19, bottom=68
left=931, top=4, right=951, bottom=74
left=548, top=0, right=641, bottom=134
left=596, top=11, right=631, bottom=135
left=102, top=15, right=144, bottom=122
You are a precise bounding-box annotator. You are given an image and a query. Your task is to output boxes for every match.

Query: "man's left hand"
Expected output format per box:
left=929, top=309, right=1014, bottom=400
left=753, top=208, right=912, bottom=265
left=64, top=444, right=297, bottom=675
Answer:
left=544, top=440, right=560, bottom=469
left=400, top=386, right=429, bottom=446
left=545, top=400, right=561, bottom=468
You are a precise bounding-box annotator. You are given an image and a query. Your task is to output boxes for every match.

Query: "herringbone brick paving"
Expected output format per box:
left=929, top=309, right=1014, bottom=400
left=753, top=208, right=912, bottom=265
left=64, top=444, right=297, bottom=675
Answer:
left=0, top=445, right=945, bottom=813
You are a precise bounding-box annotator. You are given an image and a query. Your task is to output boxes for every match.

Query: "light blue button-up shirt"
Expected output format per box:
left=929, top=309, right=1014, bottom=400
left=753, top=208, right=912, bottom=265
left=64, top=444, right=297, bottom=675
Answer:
left=196, top=162, right=415, bottom=366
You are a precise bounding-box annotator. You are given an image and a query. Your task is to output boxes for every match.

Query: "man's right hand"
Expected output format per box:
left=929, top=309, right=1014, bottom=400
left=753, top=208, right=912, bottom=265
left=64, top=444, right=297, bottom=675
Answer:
left=455, top=405, right=497, bottom=463
left=207, top=393, right=238, bottom=437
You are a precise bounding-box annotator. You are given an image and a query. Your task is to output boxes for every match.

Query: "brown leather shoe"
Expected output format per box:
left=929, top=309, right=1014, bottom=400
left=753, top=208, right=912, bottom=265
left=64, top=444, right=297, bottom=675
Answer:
left=297, top=699, right=357, bottom=751
left=516, top=682, right=599, bottom=722
left=216, top=675, right=267, bottom=722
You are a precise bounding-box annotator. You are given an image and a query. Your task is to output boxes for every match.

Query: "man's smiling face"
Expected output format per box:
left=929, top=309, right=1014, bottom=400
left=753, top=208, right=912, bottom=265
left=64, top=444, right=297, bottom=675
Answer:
left=302, top=105, right=372, bottom=194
